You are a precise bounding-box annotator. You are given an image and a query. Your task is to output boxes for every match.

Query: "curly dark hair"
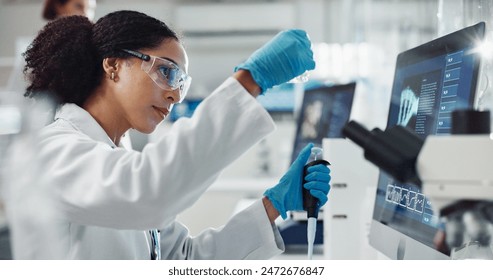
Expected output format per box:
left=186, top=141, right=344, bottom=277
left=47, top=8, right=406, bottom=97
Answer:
left=23, top=10, right=179, bottom=106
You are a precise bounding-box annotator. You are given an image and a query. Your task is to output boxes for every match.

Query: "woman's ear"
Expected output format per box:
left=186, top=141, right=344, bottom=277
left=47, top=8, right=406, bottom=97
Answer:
left=103, top=57, right=119, bottom=81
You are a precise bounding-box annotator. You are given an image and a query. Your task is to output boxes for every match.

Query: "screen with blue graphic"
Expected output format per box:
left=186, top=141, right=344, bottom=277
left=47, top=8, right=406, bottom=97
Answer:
left=372, top=22, right=484, bottom=257
left=257, top=83, right=296, bottom=112
left=168, top=99, right=202, bottom=122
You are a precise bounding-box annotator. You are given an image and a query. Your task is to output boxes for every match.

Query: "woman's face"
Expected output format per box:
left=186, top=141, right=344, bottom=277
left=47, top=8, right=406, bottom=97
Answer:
left=115, top=39, right=189, bottom=134
left=56, top=0, right=96, bottom=20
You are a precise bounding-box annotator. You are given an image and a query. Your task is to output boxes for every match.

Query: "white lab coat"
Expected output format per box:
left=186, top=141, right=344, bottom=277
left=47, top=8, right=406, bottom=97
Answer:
left=3, top=78, right=285, bottom=259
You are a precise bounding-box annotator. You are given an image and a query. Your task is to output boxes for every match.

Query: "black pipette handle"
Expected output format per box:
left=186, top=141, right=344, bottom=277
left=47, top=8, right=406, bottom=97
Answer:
left=303, top=159, right=330, bottom=219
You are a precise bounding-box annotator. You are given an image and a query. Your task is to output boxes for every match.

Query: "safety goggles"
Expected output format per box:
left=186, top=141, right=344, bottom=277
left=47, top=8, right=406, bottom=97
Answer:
left=122, top=49, right=192, bottom=103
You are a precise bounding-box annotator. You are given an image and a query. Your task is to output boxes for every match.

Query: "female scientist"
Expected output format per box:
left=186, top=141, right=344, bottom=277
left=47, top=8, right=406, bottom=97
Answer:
left=4, top=10, right=330, bottom=259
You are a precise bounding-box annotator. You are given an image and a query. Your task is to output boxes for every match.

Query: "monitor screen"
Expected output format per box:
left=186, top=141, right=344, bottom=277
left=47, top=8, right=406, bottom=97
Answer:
left=369, top=22, right=485, bottom=259
left=291, top=82, right=356, bottom=163
left=168, top=99, right=203, bottom=122
left=257, top=83, right=296, bottom=113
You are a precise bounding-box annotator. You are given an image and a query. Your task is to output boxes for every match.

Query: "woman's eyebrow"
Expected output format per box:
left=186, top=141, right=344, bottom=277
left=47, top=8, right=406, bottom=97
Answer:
left=160, top=56, right=178, bottom=65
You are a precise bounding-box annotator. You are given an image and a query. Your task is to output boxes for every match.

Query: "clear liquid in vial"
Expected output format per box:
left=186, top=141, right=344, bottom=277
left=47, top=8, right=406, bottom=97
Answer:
left=289, top=71, right=310, bottom=83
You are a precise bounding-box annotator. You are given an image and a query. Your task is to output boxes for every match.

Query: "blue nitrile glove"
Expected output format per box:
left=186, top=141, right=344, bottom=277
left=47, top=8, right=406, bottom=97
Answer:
left=264, top=143, right=331, bottom=219
left=234, top=29, right=316, bottom=94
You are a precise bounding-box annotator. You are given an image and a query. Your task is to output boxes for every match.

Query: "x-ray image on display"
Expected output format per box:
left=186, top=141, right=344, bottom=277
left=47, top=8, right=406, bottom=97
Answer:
left=397, top=83, right=419, bottom=126
left=291, top=82, right=356, bottom=163
left=397, top=86, right=419, bottom=127
left=301, top=100, right=323, bottom=139
left=394, top=69, right=442, bottom=136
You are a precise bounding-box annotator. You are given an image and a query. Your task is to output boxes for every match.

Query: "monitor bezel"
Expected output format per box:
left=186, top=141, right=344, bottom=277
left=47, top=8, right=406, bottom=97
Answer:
left=369, top=21, right=485, bottom=260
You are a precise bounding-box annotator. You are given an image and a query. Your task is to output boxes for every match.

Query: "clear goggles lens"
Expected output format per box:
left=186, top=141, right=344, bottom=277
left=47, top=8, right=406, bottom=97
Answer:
left=141, top=55, right=191, bottom=103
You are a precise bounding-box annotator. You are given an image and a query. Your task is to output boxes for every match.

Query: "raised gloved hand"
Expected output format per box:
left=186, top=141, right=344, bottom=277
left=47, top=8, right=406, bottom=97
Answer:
left=234, top=29, right=316, bottom=94
left=264, top=143, right=331, bottom=219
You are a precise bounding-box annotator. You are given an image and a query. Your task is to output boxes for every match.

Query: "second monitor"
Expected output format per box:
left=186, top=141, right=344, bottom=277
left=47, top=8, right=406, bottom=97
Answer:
left=291, top=82, right=356, bottom=164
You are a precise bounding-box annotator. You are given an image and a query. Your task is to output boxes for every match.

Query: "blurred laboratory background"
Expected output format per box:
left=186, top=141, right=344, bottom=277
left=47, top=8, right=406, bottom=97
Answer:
left=1, top=0, right=493, bottom=260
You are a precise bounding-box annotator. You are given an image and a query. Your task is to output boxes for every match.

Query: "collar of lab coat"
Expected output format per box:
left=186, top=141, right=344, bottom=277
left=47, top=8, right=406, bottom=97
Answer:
left=54, top=103, right=122, bottom=149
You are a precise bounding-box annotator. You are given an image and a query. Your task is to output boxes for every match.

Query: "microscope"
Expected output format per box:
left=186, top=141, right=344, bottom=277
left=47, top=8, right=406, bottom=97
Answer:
left=342, top=109, right=493, bottom=259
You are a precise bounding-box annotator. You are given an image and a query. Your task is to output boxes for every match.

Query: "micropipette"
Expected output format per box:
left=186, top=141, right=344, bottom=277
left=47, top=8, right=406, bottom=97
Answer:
left=303, top=147, right=330, bottom=260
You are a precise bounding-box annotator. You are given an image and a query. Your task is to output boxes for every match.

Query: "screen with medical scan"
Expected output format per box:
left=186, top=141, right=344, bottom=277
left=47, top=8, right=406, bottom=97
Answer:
left=371, top=22, right=485, bottom=259
left=291, top=82, right=356, bottom=164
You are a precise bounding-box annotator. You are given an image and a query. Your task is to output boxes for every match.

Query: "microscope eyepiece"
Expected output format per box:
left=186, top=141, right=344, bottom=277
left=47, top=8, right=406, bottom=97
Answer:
left=342, top=120, right=424, bottom=184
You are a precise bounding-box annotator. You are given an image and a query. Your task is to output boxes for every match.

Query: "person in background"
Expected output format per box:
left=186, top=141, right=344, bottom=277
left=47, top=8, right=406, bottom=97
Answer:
left=7, top=0, right=97, bottom=97
left=2, top=10, right=331, bottom=260
left=42, top=0, right=97, bottom=21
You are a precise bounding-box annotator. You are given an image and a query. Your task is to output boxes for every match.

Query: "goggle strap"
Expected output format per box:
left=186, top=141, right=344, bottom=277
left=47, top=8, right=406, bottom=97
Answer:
left=122, top=49, right=151, bottom=61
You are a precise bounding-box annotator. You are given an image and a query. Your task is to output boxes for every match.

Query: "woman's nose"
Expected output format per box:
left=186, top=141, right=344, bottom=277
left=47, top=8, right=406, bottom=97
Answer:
left=165, top=89, right=181, bottom=104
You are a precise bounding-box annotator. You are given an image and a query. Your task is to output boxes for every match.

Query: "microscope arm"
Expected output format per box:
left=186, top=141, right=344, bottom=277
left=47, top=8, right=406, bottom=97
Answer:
left=342, top=120, right=423, bottom=185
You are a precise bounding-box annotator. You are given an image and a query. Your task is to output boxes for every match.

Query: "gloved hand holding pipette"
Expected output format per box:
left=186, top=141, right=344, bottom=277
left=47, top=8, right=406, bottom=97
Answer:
left=303, top=146, right=330, bottom=260
left=234, top=29, right=316, bottom=95
left=263, top=143, right=331, bottom=220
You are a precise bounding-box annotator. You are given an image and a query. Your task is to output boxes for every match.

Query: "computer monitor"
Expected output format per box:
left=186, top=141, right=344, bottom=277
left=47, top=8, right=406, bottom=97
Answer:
left=257, top=83, right=296, bottom=113
left=369, top=22, right=485, bottom=260
left=279, top=82, right=355, bottom=246
left=291, top=82, right=356, bottom=163
left=168, top=99, right=203, bottom=122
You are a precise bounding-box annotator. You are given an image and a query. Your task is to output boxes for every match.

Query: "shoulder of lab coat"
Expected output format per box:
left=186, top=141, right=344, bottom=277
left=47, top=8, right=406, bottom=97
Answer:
left=37, top=77, right=276, bottom=230
left=160, top=199, right=284, bottom=260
